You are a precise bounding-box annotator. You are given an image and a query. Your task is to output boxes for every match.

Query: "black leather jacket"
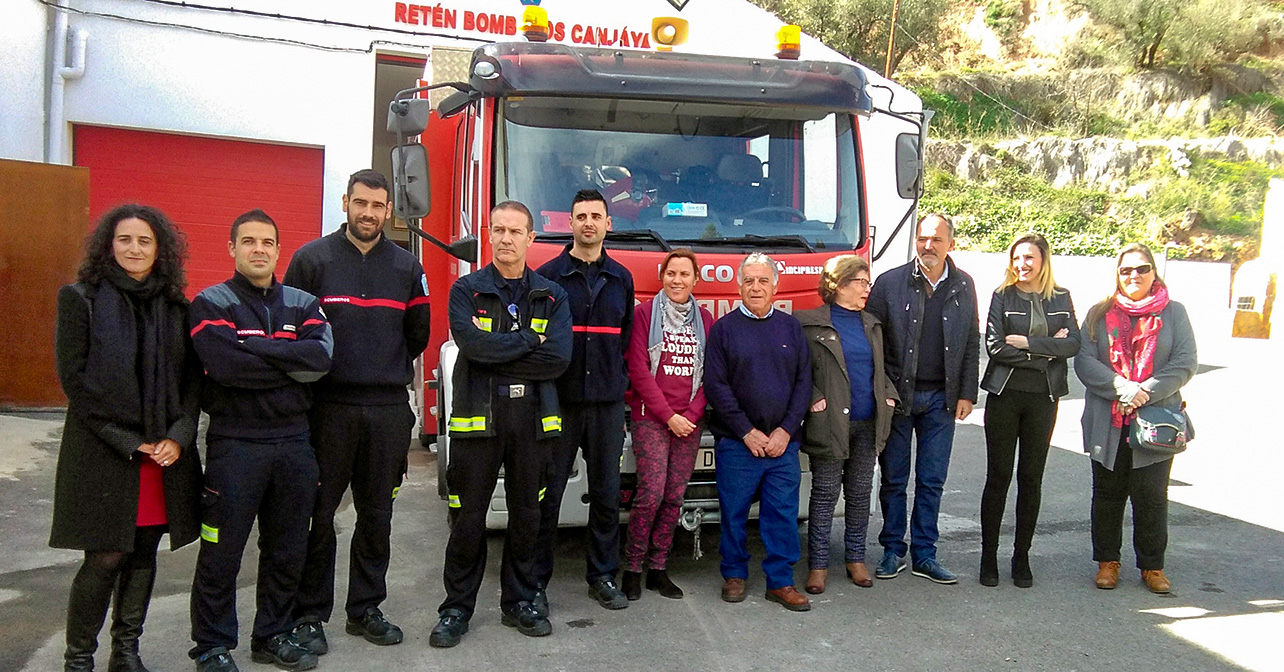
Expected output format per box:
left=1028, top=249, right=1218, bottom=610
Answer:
left=980, top=285, right=1080, bottom=398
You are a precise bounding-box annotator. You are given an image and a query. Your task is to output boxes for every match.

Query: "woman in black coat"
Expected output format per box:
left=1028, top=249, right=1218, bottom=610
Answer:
left=978, top=233, right=1079, bottom=588
left=52, top=204, right=202, bottom=672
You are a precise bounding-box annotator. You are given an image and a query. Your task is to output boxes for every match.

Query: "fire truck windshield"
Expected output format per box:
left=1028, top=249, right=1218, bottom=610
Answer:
left=497, top=96, right=864, bottom=252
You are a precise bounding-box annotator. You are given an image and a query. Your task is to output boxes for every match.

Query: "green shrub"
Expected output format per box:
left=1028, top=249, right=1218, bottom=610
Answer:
left=920, top=158, right=1275, bottom=257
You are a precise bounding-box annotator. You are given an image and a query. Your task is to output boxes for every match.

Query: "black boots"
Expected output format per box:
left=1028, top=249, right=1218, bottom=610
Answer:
left=64, top=554, right=120, bottom=672
left=1012, top=551, right=1034, bottom=588
left=645, top=569, right=684, bottom=599
left=107, top=561, right=156, bottom=672
left=979, top=550, right=999, bottom=587
left=621, top=571, right=642, bottom=601
left=64, top=548, right=157, bottom=672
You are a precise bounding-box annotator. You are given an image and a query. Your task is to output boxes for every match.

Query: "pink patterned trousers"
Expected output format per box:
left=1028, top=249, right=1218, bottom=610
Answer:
left=623, top=416, right=700, bottom=572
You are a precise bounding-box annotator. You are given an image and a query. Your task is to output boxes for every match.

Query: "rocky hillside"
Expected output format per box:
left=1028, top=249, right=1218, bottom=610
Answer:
left=889, top=0, right=1284, bottom=264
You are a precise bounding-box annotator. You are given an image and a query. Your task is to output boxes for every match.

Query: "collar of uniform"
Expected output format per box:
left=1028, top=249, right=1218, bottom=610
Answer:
left=477, top=263, right=530, bottom=294
left=556, top=244, right=618, bottom=278
left=738, top=303, right=774, bottom=320
left=229, top=270, right=281, bottom=298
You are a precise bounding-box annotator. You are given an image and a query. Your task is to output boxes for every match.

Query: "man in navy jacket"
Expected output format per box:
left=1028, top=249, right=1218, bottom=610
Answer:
left=704, top=253, right=812, bottom=612
left=429, top=201, right=572, bottom=648
left=533, top=189, right=635, bottom=612
left=865, top=213, right=980, bottom=586
left=285, top=170, right=431, bottom=653
left=189, top=210, right=332, bottom=672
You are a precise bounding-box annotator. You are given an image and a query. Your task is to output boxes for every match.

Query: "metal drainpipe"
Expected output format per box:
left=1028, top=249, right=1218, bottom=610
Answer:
left=46, top=0, right=88, bottom=165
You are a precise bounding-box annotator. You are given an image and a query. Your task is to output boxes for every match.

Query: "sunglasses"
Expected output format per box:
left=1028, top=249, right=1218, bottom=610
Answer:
left=1118, top=264, right=1153, bottom=277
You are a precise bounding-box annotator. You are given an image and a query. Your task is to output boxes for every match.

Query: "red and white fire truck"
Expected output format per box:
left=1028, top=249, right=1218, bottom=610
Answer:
left=389, top=11, right=929, bottom=532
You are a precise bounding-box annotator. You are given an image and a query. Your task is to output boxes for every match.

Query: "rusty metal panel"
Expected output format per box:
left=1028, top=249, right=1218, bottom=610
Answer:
left=0, top=159, right=89, bottom=407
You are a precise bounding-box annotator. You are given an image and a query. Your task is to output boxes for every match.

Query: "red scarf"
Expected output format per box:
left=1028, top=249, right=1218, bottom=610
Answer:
left=1104, top=281, right=1169, bottom=428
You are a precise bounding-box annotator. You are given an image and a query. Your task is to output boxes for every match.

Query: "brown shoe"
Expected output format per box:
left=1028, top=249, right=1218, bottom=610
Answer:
left=1142, top=569, right=1171, bottom=594
left=846, top=562, right=874, bottom=588
left=721, top=578, right=746, bottom=603
left=764, top=586, right=811, bottom=612
left=804, top=569, right=827, bottom=595
left=1095, top=561, right=1121, bottom=590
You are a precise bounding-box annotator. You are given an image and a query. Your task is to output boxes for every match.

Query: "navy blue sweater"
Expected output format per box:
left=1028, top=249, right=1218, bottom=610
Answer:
left=190, top=273, right=333, bottom=440
left=283, top=227, right=431, bottom=405
left=703, top=309, right=812, bottom=441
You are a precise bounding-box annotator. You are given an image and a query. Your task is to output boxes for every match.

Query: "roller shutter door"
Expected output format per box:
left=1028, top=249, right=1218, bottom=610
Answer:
left=74, top=125, right=324, bottom=297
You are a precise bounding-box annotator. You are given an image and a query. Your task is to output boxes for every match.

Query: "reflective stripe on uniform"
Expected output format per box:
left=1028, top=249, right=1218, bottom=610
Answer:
left=530, top=318, right=548, bottom=333
left=448, top=494, right=461, bottom=508
left=201, top=524, right=219, bottom=544
left=538, top=487, right=547, bottom=502
left=477, top=317, right=493, bottom=332
left=391, top=486, right=400, bottom=500
left=541, top=415, right=562, bottom=432
left=449, top=416, right=487, bottom=432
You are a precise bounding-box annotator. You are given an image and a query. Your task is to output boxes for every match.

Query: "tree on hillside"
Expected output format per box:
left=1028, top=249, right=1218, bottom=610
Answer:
left=1076, top=0, right=1275, bottom=68
left=750, top=0, right=949, bottom=75
left=1075, top=0, right=1182, bottom=68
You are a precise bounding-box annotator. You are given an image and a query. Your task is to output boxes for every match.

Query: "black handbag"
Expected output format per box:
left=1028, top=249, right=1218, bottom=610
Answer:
left=1132, top=403, right=1193, bottom=455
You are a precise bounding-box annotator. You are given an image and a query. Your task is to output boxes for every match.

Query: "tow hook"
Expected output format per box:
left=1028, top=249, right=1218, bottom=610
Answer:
left=680, top=507, right=705, bottom=560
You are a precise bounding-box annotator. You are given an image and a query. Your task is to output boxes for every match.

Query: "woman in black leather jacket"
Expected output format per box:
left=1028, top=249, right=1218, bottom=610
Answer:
left=978, top=233, right=1080, bottom=588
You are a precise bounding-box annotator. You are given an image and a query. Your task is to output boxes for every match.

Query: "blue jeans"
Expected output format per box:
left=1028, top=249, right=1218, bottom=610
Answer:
left=715, top=437, right=801, bottom=590
left=877, top=389, right=956, bottom=563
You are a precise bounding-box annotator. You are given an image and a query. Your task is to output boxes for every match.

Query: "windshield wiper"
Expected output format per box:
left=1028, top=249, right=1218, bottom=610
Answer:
left=669, top=234, right=816, bottom=253
left=536, top=229, right=672, bottom=251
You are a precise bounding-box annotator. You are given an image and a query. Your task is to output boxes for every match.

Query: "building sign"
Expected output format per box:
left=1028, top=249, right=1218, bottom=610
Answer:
left=393, top=2, right=652, bottom=48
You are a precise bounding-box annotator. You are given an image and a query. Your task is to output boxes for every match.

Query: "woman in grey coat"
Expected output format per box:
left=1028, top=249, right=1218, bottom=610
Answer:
left=1075, top=243, right=1196, bottom=595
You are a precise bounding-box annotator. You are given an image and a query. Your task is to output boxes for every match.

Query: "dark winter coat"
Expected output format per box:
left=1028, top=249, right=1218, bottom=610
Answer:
left=50, top=283, right=202, bottom=552
left=795, top=306, right=899, bottom=459
left=866, top=256, right=981, bottom=412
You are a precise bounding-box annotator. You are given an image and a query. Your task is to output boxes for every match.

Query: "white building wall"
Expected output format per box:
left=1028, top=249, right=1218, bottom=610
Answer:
left=3, top=2, right=50, bottom=162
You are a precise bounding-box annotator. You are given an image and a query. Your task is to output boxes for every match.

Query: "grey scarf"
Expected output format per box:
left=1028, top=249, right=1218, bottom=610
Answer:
left=647, top=292, right=706, bottom=402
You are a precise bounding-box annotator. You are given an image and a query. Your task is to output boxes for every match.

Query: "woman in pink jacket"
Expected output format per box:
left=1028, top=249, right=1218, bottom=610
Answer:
left=621, top=249, right=714, bottom=601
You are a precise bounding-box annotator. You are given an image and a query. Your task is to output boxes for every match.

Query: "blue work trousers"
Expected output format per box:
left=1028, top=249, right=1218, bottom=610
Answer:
left=715, top=437, right=801, bottom=590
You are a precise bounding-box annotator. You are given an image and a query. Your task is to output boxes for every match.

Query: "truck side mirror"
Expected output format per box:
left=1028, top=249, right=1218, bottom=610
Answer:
left=387, top=98, right=431, bottom=135
left=438, top=90, right=479, bottom=119
left=391, top=144, right=430, bottom=219
left=894, top=133, right=922, bottom=199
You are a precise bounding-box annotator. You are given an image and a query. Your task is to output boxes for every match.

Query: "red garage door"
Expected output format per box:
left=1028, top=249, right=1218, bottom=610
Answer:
left=74, top=125, right=324, bottom=298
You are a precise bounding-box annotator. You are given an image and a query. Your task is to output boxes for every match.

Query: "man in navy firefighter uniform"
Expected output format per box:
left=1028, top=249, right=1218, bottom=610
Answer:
left=283, top=170, right=432, bottom=653
left=428, top=201, right=572, bottom=648
left=533, top=189, right=636, bottom=612
left=188, top=210, right=333, bottom=672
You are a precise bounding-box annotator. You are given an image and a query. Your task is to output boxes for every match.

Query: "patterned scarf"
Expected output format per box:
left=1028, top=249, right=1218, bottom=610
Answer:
left=1104, top=280, right=1170, bottom=428
left=647, top=291, right=706, bottom=402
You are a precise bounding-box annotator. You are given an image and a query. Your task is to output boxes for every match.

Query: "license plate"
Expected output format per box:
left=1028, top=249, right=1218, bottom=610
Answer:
left=695, top=447, right=716, bottom=470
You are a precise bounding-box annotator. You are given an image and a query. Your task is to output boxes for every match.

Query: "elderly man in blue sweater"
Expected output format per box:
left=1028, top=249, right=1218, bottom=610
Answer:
left=704, top=253, right=813, bottom=611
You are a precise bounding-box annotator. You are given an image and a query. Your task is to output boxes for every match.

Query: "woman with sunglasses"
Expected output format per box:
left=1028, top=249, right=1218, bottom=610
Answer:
left=1075, top=243, right=1197, bottom=594
left=795, top=255, right=898, bottom=594
left=978, top=233, right=1079, bottom=588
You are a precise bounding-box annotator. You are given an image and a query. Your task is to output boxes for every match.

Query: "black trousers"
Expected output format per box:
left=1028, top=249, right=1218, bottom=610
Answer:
left=980, top=390, right=1058, bottom=555
left=533, top=401, right=626, bottom=585
left=1091, top=428, right=1172, bottom=570
left=295, top=401, right=413, bottom=624
left=190, top=435, right=318, bottom=656
left=439, top=393, right=551, bottom=620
